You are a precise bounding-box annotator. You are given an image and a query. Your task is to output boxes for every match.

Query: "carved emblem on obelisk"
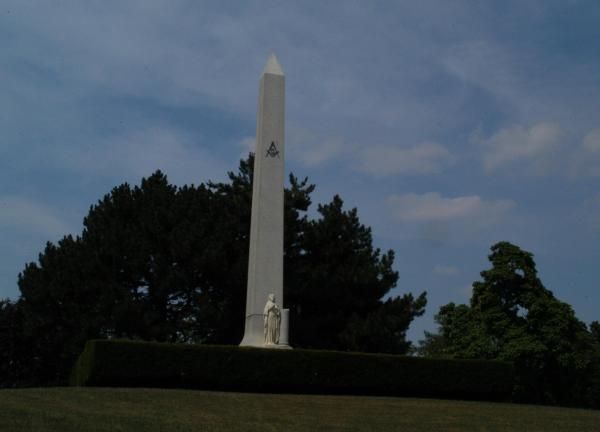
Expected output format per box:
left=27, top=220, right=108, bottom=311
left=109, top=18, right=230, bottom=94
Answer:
left=266, top=141, right=280, bottom=158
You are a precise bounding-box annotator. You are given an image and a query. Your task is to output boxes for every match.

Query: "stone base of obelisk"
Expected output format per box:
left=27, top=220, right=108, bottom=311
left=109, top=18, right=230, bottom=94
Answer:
left=240, top=309, right=292, bottom=349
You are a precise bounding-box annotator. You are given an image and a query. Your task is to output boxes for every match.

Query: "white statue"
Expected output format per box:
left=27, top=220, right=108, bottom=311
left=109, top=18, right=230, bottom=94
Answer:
left=263, top=293, right=281, bottom=345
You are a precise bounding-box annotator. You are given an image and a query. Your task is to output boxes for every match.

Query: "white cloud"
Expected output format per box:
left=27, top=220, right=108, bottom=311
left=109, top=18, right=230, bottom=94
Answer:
left=288, top=135, right=455, bottom=177
left=582, top=193, right=600, bottom=232
left=295, top=137, right=348, bottom=167
left=0, top=197, right=73, bottom=239
left=583, top=129, right=600, bottom=154
left=442, top=39, right=567, bottom=123
left=476, top=122, right=563, bottom=173
left=567, top=129, right=600, bottom=178
left=63, top=127, right=227, bottom=185
left=238, top=136, right=256, bottom=158
left=433, top=265, right=460, bottom=276
left=461, top=284, right=474, bottom=300
left=358, top=142, right=454, bottom=176
left=444, top=40, right=517, bottom=103
left=386, top=192, right=516, bottom=245
left=387, top=192, right=515, bottom=223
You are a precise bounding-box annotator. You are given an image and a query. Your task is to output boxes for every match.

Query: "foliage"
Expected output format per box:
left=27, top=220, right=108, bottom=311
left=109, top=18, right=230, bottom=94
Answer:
left=340, top=294, right=427, bottom=354
left=591, top=321, right=600, bottom=345
left=286, top=195, right=423, bottom=352
left=418, top=241, right=600, bottom=408
left=0, top=299, right=30, bottom=386
left=70, top=339, right=514, bottom=402
left=2, top=154, right=426, bottom=386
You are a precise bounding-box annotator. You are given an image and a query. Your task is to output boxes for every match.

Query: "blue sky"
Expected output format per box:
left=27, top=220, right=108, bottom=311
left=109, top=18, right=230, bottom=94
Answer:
left=1, top=1, right=599, bottom=342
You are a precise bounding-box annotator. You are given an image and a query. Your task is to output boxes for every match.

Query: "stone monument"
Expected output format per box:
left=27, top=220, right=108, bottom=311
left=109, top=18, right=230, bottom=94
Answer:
left=240, top=54, right=290, bottom=349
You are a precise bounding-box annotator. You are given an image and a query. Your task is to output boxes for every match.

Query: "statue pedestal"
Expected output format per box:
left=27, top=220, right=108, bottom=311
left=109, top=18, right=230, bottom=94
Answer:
left=263, top=343, right=292, bottom=349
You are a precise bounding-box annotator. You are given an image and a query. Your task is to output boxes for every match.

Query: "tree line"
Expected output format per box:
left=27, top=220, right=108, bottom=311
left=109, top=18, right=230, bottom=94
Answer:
left=0, top=154, right=598, bottom=408
left=0, top=155, right=426, bottom=387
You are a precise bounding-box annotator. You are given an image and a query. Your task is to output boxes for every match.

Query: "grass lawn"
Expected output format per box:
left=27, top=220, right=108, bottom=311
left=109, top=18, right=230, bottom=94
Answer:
left=0, top=387, right=599, bottom=431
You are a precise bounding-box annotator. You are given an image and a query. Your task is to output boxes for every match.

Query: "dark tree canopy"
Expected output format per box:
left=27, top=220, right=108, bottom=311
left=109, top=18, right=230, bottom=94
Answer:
left=1, top=154, right=426, bottom=386
left=418, top=241, right=600, bottom=408
left=592, top=321, right=600, bottom=345
left=286, top=195, right=426, bottom=352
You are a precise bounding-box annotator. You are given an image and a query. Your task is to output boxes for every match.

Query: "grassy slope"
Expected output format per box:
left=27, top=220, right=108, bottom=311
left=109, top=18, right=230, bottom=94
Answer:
left=0, top=388, right=599, bottom=432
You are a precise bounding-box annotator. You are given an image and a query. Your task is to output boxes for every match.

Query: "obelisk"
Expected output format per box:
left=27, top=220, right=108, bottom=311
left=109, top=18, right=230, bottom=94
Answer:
left=240, top=54, right=289, bottom=348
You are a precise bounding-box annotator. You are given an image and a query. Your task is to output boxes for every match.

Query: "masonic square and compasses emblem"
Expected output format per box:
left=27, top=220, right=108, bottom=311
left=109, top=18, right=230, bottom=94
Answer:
left=266, top=141, right=280, bottom=158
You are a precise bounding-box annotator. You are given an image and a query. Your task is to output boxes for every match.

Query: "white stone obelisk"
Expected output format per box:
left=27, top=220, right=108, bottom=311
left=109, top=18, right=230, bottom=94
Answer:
left=240, top=54, right=290, bottom=348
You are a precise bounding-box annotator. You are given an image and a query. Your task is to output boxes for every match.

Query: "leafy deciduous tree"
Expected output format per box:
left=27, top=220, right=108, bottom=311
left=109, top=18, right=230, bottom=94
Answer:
left=419, top=241, right=600, bottom=408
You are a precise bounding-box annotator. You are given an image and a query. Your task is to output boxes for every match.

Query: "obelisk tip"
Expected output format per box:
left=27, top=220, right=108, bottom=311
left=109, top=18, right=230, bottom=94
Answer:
left=263, top=53, right=284, bottom=76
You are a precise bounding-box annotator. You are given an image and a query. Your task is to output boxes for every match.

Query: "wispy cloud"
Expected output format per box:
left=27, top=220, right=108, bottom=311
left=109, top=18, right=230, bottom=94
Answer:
left=237, top=136, right=256, bottom=158
left=461, top=284, right=474, bottom=300
left=0, top=197, right=73, bottom=239
left=433, top=265, right=460, bottom=276
left=474, top=122, right=563, bottom=174
left=358, top=142, right=455, bottom=176
left=385, top=191, right=515, bottom=245
left=387, top=192, right=515, bottom=223
left=444, top=40, right=518, bottom=104
left=581, top=193, right=600, bottom=232
left=288, top=132, right=455, bottom=177
left=62, top=127, right=227, bottom=185
left=583, top=129, right=600, bottom=154
left=570, top=129, right=600, bottom=177
left=293, top=137, right=348, bottom=168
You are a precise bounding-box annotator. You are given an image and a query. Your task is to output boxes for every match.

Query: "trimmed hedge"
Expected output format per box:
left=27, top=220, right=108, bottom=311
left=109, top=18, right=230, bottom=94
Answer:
left=70, top=339, right=513, bottom=401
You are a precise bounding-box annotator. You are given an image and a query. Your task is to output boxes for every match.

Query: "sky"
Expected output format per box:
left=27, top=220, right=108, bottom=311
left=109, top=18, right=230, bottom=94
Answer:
left=1, top=0, right=599, bottom=342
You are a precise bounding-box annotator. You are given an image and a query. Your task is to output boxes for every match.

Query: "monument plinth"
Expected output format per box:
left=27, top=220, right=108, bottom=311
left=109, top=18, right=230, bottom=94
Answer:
left=240, top=54, right=290, bottom=348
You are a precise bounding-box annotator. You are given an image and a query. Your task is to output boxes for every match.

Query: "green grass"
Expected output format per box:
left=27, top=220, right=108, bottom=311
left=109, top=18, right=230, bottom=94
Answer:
left=0, top=388, right=599, bottom=432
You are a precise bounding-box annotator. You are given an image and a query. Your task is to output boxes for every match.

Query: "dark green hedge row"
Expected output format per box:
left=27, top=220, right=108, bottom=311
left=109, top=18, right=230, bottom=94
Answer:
left=70, top=339, right=514, bottom=401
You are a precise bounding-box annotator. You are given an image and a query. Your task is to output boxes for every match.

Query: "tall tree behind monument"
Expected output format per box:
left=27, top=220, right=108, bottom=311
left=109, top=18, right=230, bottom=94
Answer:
left=240, top=54, right=287, bottom=347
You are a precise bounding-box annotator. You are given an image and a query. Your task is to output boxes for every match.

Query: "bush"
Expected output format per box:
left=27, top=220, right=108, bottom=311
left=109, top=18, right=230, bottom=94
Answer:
left=70, top=339, right=513, bottom=401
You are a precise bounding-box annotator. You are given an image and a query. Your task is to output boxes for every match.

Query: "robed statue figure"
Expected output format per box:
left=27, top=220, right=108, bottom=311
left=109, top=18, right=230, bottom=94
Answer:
left=263, top=293, right=281, bottom=345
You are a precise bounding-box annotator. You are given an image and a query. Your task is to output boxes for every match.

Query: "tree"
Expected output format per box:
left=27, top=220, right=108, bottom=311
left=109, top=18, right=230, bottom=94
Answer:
left=286, top=195, right=426, bottom=352
left=18, top=235, right=104, bottom=384
left=8, top=154, right=425, bottom=385
left=0, top=299, right=30, bottom=387
left=591, top=321, right=600, bottom=345
left=340, top=294, right=427, bottom=354
left=419, top=241, right=600, bottom=408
